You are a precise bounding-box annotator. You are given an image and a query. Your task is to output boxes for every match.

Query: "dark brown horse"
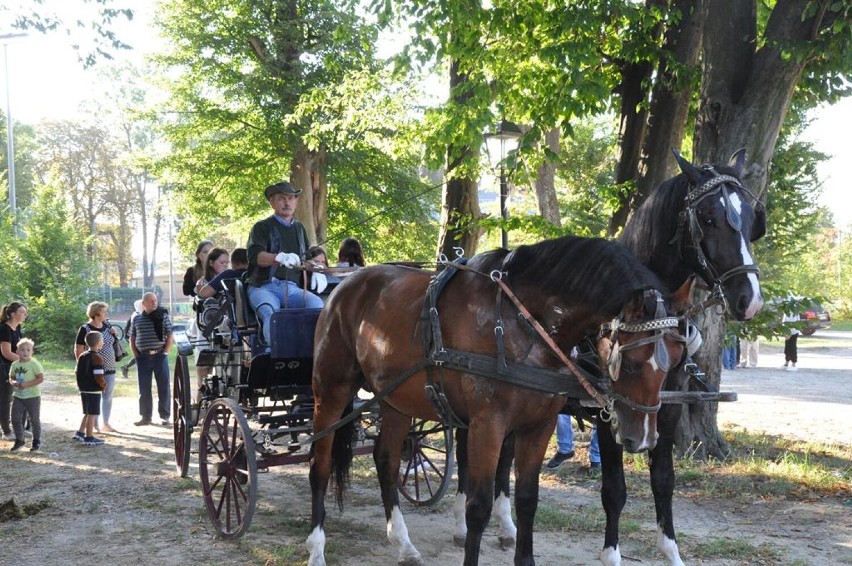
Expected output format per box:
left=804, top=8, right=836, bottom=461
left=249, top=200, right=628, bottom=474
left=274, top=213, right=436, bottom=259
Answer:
left=306, top=236, right=689, bottom=566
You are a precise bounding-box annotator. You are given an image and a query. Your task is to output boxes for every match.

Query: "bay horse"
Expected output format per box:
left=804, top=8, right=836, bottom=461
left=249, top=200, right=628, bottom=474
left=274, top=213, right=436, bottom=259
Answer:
left=451, top=149, right=766, bottom=565
left=307, top=236, right=689, bottom=566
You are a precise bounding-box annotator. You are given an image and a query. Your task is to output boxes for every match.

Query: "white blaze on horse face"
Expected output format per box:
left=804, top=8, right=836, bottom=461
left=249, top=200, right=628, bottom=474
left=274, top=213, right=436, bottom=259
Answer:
left=657, top=526, right=686, bottom=566
left=306, top=526, right=327, bottom=566
left=724, top=192, right=763, bottom=319
left=387, top=506, right=422, bottom=565
left=633, top=413, right=656, bottom=452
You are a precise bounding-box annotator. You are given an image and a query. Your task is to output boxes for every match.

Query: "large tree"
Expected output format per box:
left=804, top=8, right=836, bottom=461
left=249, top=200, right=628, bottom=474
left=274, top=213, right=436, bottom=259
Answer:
left=153, top=0, right=437, bottom=261
left=378, top=0, right=851, bottom=456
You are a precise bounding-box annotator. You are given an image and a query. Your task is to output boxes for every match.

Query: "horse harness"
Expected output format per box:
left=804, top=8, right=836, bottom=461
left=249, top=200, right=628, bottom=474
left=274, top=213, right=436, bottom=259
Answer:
left=671, top=169, right=763, bottom=316
left=420, top=258, right=683, bottom=430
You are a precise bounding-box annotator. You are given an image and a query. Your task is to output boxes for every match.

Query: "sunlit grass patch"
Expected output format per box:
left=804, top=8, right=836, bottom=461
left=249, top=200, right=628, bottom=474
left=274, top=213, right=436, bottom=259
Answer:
left=250, top=543, right=307, bottom=565
left=534, top=500, right=605, bottom=532
left=687, top=535, right=783, bottom=562
left=671, top=429, right=852, bottom=500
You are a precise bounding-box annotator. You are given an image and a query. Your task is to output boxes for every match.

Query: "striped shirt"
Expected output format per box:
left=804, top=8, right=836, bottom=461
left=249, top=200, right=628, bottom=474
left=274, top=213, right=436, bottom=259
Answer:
left=130, top=308, right=173, bottom=351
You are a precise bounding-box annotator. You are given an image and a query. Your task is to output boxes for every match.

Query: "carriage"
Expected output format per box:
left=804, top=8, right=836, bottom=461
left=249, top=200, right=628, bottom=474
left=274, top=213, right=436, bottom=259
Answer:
left=170, top=270, right=455, bottom=538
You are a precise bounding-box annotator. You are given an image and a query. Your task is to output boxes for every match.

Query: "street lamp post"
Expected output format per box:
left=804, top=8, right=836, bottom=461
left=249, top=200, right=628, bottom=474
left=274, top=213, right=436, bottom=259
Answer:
left=1, top=33, right=27, bottom=227
left=485, top=120, right=522, bottom=249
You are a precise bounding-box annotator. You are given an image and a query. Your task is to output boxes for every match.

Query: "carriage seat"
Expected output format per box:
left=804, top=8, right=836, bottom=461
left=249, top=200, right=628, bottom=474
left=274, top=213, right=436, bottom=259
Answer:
left=230, top=278, right=258, bottom=333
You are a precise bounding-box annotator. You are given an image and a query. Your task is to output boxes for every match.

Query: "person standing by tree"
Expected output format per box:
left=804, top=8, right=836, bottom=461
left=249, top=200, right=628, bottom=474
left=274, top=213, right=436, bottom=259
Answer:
left=129, top=293, right=174, bottom=426
left=75, top=302, right=120, bottom=433
left=0, top=302, right=28, bottom=441
left=246, top=182, right=327, bottom=347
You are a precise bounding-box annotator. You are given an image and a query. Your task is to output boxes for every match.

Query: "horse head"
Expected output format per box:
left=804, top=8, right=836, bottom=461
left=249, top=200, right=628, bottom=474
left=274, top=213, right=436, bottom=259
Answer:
left=672, top=149, right=765, bottom=320
left=594, top=281, right=690, bottom=452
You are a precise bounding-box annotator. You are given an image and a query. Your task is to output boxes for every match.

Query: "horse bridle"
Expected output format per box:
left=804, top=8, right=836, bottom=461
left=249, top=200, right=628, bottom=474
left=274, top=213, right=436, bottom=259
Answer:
left=673, top=170, right=763, bottom=314
left=595, top=290, right=685, bottom=425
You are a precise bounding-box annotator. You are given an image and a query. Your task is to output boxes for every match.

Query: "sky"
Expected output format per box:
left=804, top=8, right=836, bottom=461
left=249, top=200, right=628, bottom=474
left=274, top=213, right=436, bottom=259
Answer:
left=2, top=3, right=850, bottom=230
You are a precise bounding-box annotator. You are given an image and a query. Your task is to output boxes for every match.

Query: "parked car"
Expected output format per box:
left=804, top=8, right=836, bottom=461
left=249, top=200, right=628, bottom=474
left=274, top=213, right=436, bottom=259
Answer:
left=801, top=302, right=831, bottom=336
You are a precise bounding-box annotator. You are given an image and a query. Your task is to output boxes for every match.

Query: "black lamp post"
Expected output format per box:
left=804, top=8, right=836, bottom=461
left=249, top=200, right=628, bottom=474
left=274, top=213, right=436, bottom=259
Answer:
left=485, top=120, right=522, bottom=249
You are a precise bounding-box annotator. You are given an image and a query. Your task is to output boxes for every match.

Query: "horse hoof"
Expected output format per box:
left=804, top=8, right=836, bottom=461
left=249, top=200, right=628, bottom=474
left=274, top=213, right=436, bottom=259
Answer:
left=498, top=535, right=515, bottom=550
left=398, top=556, right=425, bottom=566
left=453, top=535, right=466, bottom=547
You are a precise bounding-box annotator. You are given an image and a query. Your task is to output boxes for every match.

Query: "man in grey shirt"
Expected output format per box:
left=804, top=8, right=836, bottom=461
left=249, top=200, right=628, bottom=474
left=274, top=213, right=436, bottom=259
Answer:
left=129, top=292, right=173, bottom=426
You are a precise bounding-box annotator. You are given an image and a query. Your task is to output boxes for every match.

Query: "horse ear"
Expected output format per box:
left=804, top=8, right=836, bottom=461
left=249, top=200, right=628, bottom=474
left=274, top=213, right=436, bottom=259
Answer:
left=671, top=276, right=696, bottom=315
left=672, top=148, right=702, bottom=185
left=750, top=202, right=766, bottom=242
left=728, top=148, right=747, bottom=177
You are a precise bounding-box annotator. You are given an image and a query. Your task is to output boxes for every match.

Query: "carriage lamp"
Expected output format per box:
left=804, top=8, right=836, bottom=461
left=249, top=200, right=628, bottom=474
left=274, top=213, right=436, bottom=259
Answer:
left=484, top=119, right=522, bottom=249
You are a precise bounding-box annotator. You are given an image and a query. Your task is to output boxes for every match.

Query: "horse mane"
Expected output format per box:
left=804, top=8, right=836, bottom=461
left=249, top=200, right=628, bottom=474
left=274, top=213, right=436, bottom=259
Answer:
left=504, top=236, right=665, bottom=316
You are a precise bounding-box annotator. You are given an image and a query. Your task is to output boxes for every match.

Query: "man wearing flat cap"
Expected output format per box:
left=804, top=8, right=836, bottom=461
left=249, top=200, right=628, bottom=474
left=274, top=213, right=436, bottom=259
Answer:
left=246, top=181, right=327, bottom=347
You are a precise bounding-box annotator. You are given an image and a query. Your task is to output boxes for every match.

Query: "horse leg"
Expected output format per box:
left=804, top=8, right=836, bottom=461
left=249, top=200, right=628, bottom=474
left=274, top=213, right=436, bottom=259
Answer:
left=463, top=421, right=505, bottom=566
left=649, top=404, right=685, bottom=566
left=307, top=387, right=358, bottom=566
left=456, top=430, right=517, bottom=550
left=597, top=419, right=627, bottom=566
left=375, top=404, right=424, bottom=566
left=512, top=423, right=555, bottom=566
left=453, top=427, right=469, bottom=547
left=492, top=433, right=517, bottom=549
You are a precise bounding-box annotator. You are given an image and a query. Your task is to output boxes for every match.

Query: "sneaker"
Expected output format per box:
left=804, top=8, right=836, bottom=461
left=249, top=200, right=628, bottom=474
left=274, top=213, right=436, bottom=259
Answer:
left=10, top=440, right=25, bottom=452
left=30, top=440, right=41, bottom=452
left=134, top=419, right=152, bottom=426
left=546, top=450, right=575, bottom=469
left=588, top=462, right=602, bottom=477
left=161, top=419, right=171, bottom=427
left=786, top=366, right=797, bottom=372
left=121, top=365, right=130, bottom=379
left=84, top=436, right=105, bottom=446
left=72, top=431, right=85, bottom=442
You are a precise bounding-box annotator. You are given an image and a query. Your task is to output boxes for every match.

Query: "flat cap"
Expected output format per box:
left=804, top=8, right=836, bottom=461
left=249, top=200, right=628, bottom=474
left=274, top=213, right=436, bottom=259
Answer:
left=264, top=181, right=302, bottom=199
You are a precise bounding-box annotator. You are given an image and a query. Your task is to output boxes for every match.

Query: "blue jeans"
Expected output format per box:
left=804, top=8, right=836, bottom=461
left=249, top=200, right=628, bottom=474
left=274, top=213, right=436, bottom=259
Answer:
left=136, top=353, right=170, bottom=421
left=556, top=414, right=600, bottom=464
left=248, top=279, right=323, bottom=346
left=101, top=372, right=116, bottom=425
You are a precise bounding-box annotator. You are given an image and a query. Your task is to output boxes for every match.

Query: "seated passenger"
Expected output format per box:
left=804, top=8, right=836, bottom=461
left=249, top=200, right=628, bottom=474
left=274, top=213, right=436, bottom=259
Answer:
left=307, top=245, right=342, bottom=289
left=194, top=247, right=230, bottom=299
left=197, top=248, right=248, bottom=299
left=336, top=237, right=366, bottom=268
left=246, top=181, right=327, bottom=347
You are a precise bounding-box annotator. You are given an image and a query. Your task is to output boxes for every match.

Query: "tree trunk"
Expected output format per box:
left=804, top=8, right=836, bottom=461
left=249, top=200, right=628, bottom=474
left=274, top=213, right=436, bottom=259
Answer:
left=292, top=145, right=327, bottom=246
left=634, top=0, right=706, bottom=203
left=437, top=57, right=483, bottom=260
left=534, top=127, right=561, bottom=227
left=681, top=0, right=830, bottom=457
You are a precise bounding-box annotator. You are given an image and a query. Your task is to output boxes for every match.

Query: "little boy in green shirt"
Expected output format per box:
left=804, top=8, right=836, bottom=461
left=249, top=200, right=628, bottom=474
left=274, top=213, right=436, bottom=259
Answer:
left=9, top=338, right=44, bottom=452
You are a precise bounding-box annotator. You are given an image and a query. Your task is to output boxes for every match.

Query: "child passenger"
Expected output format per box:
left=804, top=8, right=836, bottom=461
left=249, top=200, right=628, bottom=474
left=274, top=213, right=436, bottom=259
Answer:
left=74, top=331, right=107, bottom=446
left=8, top=338, right=44, bottom=452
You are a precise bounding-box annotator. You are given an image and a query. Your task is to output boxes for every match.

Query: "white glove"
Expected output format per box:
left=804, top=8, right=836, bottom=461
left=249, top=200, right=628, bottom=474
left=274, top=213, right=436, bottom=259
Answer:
left=275, top=252, right=301, bottom=269
left=311, top=272, right=328, bottom=294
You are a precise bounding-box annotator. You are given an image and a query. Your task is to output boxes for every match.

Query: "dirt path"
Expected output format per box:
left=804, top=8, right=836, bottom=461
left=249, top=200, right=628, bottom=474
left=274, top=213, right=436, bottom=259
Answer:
left=1, top=339, right=850, bottom=566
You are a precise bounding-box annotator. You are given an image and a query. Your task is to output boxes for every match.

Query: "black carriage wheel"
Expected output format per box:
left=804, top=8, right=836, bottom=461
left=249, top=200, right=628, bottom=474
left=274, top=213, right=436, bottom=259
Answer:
left=398, top=419, right=454, bottom=506
left=199, top=398, right=258, bottom=538
left=173, top=355, right=193, bottom=477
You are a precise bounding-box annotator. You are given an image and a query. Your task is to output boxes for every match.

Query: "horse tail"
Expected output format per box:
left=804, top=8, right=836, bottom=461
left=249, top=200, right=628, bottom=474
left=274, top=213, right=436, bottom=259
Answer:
left=331, top=404, right=357, bottom=511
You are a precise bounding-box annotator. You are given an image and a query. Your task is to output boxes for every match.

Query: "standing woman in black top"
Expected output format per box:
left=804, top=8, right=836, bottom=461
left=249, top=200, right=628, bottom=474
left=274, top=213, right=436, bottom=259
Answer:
left=0, top=302, right=28, bottom=439
left=182, top=240, right=214, bottom=299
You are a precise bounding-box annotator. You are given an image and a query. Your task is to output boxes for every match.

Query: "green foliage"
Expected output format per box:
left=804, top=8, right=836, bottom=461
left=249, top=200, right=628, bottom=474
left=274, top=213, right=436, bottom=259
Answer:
left=7, top=185, right=95, bottom=357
